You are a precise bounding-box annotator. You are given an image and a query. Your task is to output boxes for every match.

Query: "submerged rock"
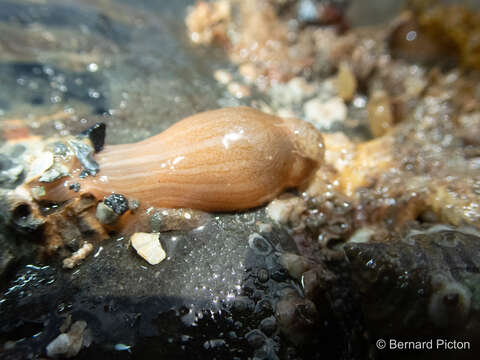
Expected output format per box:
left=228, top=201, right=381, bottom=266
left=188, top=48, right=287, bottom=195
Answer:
left=0, top=210, right=358, bottom=359
left=344, top=225, right=480, bottom=341
left=80, top=122, right=106, bottom=153
left=0, top=154, right=24, bottom=189
left=46, top=320, right=88, bottom=358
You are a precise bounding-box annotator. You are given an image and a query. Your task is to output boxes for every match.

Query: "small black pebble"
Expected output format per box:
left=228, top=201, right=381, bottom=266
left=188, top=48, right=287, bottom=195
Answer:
left=80, top=122, right=106, bottom=153
left=254, top=299, right=273, bottom=317
left=259, top=316, right=277, bottom=336
left=104, top=193, right=129, bottom=215
left=69, top=182, right=81, bottom=192
left=245, top=329, right=266, bottom=349
left=257, top=268, right=269, bottom=283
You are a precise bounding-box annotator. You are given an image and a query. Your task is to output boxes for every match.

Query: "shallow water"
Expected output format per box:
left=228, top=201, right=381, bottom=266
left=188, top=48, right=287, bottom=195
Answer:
left=0, top=0, right=419, bottom=147
left=0, top=0, right=241, bottom=145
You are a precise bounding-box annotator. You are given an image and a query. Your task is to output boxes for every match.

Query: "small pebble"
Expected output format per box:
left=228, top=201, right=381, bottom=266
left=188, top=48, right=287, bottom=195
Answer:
left=96, top=202, right=118, bottom=225
left=104, top=193, right=129, bottom=215
left=304, top=97, right=347, bottom=129
left=278, top=252, right=313, bottom=280
left=335, top=62, right=357, bottom=101
left=214, top=69, right=233, bottom=84
left=27, top=151, right=54, bottom=182
left=348, top=227, right=376, bottom=243
left=254, top=299, right=273, bottom=317
left=31, top=185, right=46, bottom=199
left=46, top=320, right=87, bottom=358
left=287, top=77, right=316, bottom=98
left=257, top=268, right=269, bottom=283
left=131, top=232, right=166, bottom=265
left=245, top=329, right=266, bottom=349
left=256, top=222, right=272, bottom=234
left=259, top=316, right=277, bottom=336
left=128, top=199, right=140, bottom=212
left=239, top=63, right=259, bottom=83
left=266, top=196, right=306, bottom=225
left=367, top=90, right=394, bottom=137
left=227, top=82, right=251, bottom=99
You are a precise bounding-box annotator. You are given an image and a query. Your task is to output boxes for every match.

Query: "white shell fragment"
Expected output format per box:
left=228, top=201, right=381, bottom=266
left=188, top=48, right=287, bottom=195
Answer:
left=131, top=232, right=166, bottom=265
left=46, top=320, right=87, bottom=358
left=26, top=151, right=54, bottom=183
left=63, top=243, right=94, bottom=269
left=266, top=195, right=306, bottom=226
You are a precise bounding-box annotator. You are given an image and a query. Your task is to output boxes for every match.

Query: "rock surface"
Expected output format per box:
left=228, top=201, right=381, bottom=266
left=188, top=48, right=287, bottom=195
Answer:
left=2, top=1, right=480, bottom=360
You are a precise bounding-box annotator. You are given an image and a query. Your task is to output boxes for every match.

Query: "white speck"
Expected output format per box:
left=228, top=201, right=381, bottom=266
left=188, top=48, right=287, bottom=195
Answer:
left=214, top=69, right=233, bottom=85
left=352, top=96, right=367, bottom=108
left=50, top=95, right=62, bottom=103
left=191, top=32, right=200, bottom=42
left=406, top=30, right=417, bottom=42
left=99, top=176, right=108, bottom=183
left=87, top=63, right=99, bottom=72
left=222, top=130, right=244, bottom=149
left=173, top=156, right=185, bottom=165
left=43, top=66, right=55, bottom=76
left=114, top=343, right=131, bottom=352
left=88, top=88, right=100, bottom=99
left=93, top=246, right=103, bottom=258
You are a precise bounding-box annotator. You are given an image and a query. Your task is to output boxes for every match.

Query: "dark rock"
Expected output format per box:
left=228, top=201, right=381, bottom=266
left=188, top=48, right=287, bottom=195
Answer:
left=275, top=292, right=319, bottom=345
left=344, top=225, right=480, bottom=341
left=259, top=316, right=277, bottom=336
left=0, top=154, right=24, bottom=189
left=1, top=212, right=348, bottom=359
left=103, top=193, right=129, bottom=215
left=246, top=329, right=267, bottom=348
left=80, top=123, right=106, bottom=153
left=257, top=268, right=270, bottom=283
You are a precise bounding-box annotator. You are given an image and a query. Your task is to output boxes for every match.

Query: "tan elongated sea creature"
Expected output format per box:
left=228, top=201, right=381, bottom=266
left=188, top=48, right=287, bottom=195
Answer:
left=31, top=107, right=324, bottom=212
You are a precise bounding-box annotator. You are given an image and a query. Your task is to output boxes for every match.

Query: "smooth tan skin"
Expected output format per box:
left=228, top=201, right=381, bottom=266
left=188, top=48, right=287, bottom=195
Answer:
left=40, top=107, right=324, bottom=212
